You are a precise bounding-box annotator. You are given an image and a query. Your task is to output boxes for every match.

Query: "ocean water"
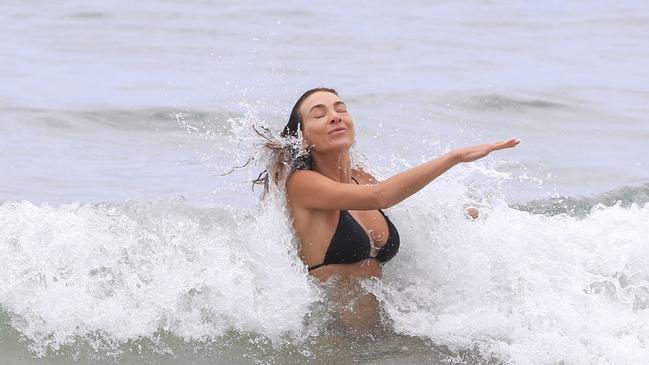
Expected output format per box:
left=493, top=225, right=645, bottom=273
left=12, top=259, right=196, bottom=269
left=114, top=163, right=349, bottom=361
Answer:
left=1, top=1, right=649, bottom=364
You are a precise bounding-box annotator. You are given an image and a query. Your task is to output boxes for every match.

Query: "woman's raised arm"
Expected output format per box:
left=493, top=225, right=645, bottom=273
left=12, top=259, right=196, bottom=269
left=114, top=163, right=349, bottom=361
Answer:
left=286, top=138, right=520, bottom=211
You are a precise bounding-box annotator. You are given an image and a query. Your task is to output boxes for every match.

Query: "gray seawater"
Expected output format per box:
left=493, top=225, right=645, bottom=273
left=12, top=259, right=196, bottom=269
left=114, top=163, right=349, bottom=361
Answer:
left=1, top=1, right=649, bottom=364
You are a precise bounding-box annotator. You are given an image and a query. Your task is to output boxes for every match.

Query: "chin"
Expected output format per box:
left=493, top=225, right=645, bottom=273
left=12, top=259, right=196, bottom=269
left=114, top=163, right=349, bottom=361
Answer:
left=316, top=141, right=353, bottom=154
left=333, top=138, right=355, bottom=150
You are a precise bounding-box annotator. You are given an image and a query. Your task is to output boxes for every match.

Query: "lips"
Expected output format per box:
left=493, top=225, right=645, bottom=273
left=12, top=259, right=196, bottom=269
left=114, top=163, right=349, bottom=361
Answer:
left=328, top=127, right=346, bottom=134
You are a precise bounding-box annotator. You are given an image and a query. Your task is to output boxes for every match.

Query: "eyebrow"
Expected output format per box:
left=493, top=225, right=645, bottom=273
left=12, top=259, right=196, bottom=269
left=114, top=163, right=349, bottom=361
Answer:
left=308, top=101, right=347, bottom=114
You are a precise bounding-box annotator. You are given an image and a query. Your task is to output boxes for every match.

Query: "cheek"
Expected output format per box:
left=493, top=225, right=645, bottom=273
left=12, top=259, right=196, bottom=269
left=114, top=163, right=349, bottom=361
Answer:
left=346, top=120, right=356, bottom=138
left=345, top=116, right=354, bottom=128
left=301, top=125, right=318, bottom=145
left=302, top=119, right=326, bottom=142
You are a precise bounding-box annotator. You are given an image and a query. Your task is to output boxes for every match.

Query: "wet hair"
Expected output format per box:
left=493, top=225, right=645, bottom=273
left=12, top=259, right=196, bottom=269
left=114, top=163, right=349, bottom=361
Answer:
left=252, top=87, right=338, bottom=193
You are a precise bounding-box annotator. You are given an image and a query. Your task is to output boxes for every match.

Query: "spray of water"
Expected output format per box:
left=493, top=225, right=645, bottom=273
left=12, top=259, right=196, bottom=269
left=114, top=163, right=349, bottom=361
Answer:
left=1, top=107, right=648, bottom=364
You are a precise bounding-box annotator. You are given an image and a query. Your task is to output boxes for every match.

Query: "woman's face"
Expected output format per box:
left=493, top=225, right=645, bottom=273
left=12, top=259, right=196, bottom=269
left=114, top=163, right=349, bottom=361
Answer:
left=298, top=91, right=355, bottom=154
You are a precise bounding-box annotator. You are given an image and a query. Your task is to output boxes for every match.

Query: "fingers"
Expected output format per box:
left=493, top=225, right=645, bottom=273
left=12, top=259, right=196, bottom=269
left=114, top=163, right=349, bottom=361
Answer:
left=493, top=138, right=520, bottom=151
left=462, top=138, right=520, bottom=162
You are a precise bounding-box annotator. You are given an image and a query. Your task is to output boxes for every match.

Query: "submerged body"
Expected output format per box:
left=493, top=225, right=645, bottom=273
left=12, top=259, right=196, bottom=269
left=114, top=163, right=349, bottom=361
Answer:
left=288, top=171, right=396, bottom=329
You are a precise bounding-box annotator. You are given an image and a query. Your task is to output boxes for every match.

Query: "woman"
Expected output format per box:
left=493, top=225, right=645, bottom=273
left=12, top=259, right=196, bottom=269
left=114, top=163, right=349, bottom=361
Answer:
left=257, top=87, right=519, bottom=329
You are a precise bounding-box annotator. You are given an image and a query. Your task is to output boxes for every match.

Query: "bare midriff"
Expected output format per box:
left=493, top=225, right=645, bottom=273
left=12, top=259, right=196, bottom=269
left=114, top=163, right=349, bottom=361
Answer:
left=308, top=259, right=383, bottom=330
left=309, top=258, right=383, bottom=282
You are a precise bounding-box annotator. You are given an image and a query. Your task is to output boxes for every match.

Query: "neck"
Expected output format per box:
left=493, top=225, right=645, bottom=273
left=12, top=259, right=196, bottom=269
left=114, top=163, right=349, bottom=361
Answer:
left=311, top=149, right=353, bottom=183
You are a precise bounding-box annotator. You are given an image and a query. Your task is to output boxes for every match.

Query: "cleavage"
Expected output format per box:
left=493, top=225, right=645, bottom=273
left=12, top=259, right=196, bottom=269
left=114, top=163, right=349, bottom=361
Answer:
left=346, top=210, right=390, bottom=248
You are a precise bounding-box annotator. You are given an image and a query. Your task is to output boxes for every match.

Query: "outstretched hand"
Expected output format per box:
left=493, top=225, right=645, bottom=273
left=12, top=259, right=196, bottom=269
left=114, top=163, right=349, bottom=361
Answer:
left=452, top=138, right=520, bottom=163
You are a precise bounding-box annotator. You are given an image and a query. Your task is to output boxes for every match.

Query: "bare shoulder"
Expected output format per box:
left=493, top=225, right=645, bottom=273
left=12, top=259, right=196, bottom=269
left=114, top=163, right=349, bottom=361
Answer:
left=352, top=168, right=379, bottom=185
left=286, top=169, right=324, bottom=190
left=285, top=170, right=330, bottom=208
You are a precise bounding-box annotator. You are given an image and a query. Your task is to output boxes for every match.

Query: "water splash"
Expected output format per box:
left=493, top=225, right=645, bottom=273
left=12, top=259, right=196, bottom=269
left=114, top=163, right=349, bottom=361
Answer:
left=0, top=198, right=319, bottom=357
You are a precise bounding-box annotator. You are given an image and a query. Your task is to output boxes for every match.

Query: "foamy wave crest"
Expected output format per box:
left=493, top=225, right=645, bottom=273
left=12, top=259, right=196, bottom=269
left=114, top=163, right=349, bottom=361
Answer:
left=2, top=160, right=648, bottom=363
left=366, top=171, right=649, bottom=364
left=0, top=198, right=319, bottom=356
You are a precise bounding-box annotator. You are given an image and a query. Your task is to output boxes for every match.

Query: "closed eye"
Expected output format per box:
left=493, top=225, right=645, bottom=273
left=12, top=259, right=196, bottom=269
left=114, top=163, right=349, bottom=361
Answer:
left=334, top=101, right=348, bottom=114
left=310, top=105, right=326, bottom=119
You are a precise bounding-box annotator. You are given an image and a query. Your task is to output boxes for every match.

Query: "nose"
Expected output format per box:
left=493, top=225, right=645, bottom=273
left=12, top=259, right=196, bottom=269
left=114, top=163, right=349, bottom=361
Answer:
left=329, top=110, right=342, bottom=124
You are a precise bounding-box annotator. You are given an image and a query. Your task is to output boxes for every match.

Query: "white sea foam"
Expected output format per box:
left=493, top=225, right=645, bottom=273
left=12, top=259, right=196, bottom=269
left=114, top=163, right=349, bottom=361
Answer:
left=369, top=172, right=649, bottom=364
left=0, top=197, right=319, bottom=356
left=1, top=161, right=648, bottom=363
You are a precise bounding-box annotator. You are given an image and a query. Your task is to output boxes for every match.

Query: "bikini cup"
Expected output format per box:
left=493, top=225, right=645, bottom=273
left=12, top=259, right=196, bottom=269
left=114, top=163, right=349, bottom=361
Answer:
left=308, top=208, right=400, bottom=271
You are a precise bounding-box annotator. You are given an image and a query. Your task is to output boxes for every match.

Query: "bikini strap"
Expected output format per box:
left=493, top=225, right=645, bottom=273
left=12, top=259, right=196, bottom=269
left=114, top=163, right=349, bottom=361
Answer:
left=307, top=263, right=325, bottom=271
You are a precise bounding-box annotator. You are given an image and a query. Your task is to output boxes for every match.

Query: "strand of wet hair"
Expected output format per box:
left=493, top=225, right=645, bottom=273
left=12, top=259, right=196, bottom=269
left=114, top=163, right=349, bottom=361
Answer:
left=216, top=124, right=279, bottom=178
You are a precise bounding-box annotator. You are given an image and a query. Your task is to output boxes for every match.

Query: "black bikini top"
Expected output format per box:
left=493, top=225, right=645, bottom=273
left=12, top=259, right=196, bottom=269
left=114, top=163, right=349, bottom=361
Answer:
left=307, top=177, right=400, bottom=271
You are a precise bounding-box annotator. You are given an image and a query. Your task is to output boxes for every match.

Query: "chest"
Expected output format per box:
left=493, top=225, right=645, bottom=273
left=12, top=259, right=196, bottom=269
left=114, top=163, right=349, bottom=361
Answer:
left=292, top=208, right=391, bottom=262
left=344, top=210, right=390, bottom=246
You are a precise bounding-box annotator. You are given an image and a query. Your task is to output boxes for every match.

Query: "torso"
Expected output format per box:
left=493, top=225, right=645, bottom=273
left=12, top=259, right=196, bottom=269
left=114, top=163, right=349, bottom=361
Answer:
left=287, top=170, right=393, bottom=282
